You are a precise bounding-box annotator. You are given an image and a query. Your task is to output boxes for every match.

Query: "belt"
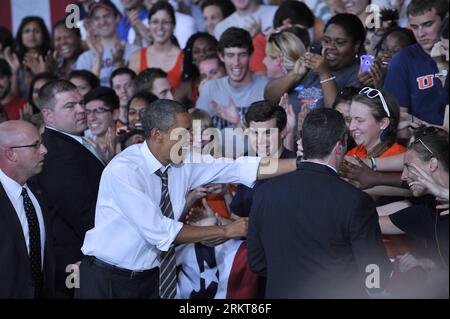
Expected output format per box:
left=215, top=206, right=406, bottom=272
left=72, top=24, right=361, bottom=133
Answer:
left=84, top=256, right=157, bottom=279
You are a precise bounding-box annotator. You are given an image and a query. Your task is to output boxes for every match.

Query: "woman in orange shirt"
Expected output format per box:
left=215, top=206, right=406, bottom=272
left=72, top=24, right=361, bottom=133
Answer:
left=128, top=2, right=183, bottom=90
left=347, top=87, right=410, bottom=258
left=347, top=87, right=405, bottom=159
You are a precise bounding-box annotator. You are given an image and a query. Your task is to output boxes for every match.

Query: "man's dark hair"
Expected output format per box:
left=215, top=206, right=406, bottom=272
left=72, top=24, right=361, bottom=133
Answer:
left=38, top=79, right=77, bottom=111
left=135, top=68, right=168, bottom=93
left=0, top=59, right=12, bottom=77
left=245, top=100, right=287, bottom=131
left=407, top=0, right=449, bottom=19
left=273, top=0, right=315, bottom=29
left=217, top=27, right=254, bottom=56
left=0, top=27, right=13, bottom=53
left=142, top=99, right=187, bottom=138
left=302, top=108, right=347, bottom=160
left=83, top=86, right=120, bottom=111
left=68, top=70, right=100, bottom=89
left=110, top=67, right=137, bottom=87
left=201, top=0, right=235, bottom=18
left=409, top=126, right=449, bottom=173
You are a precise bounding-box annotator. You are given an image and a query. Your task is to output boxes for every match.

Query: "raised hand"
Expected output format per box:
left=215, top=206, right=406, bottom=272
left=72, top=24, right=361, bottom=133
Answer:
left=304, top=52, right=330, bottom=77
left=224, top=217, right=248, bottom=238
left=244, top=15, right=262, bottom=38
left=3, top=47, right=20, bottom=74
left=19, top=102, right=34, bottom=120
left=407, top=163, right=449, bottom=203
left=279, top=93, right=296, bottom=137
left=211, top=97, right=241, bottom=126
left=112, top=41, right=126, bottom=68
left=23, top=52, right=47, bottom=75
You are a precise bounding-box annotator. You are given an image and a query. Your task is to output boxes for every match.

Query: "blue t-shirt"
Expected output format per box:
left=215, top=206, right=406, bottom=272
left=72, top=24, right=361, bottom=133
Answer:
left=384, top=44, right=448, bottom=125
left=230, top=148, right=297, bottom=217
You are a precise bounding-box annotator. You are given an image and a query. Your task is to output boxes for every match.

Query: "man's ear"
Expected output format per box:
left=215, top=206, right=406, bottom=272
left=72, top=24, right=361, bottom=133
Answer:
left=4, top=148, right=17, bottom=162
left=150, top=127, right=162, bottom=142
left=218, top=52, right=225, bottom=63
left=40, top=108, right=53, bottom=126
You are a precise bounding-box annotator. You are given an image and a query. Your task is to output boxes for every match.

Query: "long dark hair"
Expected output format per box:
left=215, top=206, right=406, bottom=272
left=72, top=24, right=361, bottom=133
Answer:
left=15, top=16, right=51, bottom=62
left=182, top=32, right=218, bottom=81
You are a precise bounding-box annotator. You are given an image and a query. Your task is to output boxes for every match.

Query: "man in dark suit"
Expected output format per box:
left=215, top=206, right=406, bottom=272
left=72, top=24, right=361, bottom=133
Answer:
left=32, top=80, right=105, bottom=298
left=0, top=120, right=54, bottom=298
left=248, top=108, right=392, bottom=298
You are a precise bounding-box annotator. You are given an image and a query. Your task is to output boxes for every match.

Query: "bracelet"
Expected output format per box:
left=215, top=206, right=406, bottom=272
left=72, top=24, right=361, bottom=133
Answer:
left=320, top=76, right=336, bottom=84
left=369, top=157, right=377, bottom=171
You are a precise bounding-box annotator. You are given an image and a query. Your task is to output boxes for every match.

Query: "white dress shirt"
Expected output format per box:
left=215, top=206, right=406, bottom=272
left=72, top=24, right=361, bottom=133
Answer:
left=81, top=142, right=261, bottom=271
left=0, top=169, right=46, bottom=268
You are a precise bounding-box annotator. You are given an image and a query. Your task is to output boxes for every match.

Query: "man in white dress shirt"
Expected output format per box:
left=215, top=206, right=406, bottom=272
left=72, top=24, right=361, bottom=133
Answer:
left=0, top=121, right=54, bottom=298
left=77, top=99, right=298, bottom=299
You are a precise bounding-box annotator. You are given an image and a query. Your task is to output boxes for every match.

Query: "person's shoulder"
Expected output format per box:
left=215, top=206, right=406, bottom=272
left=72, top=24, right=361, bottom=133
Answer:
left=175, top=11, right=196, bottom=25
left=106, top=144, right=144, bottom=174
left=251, top=73, right=269, bottom=86
left=214, top=13, right=238, bottom=38
left=390, top=44, right=422, bottom=66
left=258, top=5, right=278, bottom=15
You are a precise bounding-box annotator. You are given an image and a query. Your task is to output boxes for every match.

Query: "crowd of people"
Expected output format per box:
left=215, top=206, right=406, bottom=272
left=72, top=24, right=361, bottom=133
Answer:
left=0, top=0, right=448, bottom=299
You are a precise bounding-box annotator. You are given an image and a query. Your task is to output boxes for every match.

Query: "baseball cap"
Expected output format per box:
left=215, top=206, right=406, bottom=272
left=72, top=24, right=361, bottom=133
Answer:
left=89, top=0, right=121, bottom=17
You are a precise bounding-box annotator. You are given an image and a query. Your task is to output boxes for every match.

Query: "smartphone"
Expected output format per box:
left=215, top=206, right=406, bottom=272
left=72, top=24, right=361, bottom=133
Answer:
left=360, top=55, right=375, bottom=73
left=309, top=43, right=322, bottom=55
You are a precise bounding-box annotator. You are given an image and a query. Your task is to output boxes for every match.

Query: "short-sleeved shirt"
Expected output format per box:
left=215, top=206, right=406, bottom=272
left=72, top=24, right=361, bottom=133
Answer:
left=384, top=44, right=448, bottom=125
left=75, top=43, right=139, bottom=87
left=389, top=196, right=449, bottom=268
left=196, top=74, right=269, bottom=129
left=289, top=63, right=360, bottom=113
left=230, top=148, right=297, bottom=218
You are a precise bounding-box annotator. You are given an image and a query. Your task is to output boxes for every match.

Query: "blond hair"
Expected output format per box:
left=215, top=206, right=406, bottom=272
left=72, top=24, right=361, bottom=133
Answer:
left=266, top=31, right=306, bottom=71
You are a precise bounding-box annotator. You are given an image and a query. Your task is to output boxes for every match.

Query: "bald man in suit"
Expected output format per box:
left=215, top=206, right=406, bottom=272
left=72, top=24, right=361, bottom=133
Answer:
left=0, top=121, right=54, bottom=298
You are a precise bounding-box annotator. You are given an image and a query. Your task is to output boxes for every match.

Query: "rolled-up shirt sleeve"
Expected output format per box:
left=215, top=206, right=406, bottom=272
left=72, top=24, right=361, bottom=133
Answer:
left=102, top=164, right=183, bottom=252
left=187, top=155, right=261, bottom=190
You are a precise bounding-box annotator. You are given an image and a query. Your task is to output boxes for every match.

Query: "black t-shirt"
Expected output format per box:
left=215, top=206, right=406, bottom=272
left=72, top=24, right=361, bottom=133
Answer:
left=389, top=195, right=449, bottom=268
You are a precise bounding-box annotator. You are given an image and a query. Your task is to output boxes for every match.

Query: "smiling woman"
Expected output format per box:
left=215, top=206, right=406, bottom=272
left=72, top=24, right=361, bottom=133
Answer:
left=128, top=1, right=184, bottom=90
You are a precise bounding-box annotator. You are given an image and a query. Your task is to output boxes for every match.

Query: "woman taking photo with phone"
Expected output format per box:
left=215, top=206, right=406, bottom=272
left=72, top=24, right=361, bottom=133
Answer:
left=265, top=13, right=365, bottom=113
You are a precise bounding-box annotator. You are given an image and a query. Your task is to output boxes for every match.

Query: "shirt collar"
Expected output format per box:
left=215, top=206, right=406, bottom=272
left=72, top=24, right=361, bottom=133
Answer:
left=139, top=142, right=171, bottom=175
left=0, top=168, right=27, bottom=201
left=301, top=160, right=338, bottom=174
left=46, top=126, right=83, bottom=144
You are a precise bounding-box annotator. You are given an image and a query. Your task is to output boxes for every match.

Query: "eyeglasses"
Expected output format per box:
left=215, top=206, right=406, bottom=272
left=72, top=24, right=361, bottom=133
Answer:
left=10, top=141, right=42, bottom=149
left=85, top=107, right=112, bottom=116
left=359, top=87, right=391, bottom=117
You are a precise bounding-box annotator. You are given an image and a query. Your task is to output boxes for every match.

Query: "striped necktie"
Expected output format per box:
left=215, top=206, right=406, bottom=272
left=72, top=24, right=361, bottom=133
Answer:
left=155, top=169, right=177, bottom=299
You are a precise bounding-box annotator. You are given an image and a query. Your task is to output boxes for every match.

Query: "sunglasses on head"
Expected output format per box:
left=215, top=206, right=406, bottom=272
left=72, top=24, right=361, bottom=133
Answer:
left=359, top=87, right=391, bottom=118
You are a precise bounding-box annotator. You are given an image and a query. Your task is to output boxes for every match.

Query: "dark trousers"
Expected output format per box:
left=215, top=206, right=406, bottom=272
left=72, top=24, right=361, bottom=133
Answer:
left=74, top=257, right=160, bottom=299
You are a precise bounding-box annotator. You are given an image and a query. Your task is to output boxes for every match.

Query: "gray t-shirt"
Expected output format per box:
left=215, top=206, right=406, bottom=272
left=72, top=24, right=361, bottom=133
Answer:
left=196, top=74, right=269, bottom=129
left=289, top=63, right=360, bottom=113
left=214, top=5, right=277, bottom=40
left=75, top=43, right=139, bottom=87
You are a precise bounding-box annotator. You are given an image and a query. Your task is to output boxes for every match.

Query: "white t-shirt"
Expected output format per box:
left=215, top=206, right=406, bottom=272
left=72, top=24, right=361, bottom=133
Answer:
left=214, top=5, right=278, bottom=40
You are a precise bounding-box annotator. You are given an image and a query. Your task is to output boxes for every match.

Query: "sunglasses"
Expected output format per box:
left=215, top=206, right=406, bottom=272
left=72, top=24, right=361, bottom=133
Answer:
left=359, top=87, right=391, bottom=118
left=411, top=138, right=434, bottom=156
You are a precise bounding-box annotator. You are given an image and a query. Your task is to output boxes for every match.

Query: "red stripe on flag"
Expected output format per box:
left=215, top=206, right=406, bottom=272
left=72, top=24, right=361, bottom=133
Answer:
left=226, top=242, right=260, bottom=299
left=0, top=0, right=13, bottom=32
left=49, top=0, right=74, bottom=28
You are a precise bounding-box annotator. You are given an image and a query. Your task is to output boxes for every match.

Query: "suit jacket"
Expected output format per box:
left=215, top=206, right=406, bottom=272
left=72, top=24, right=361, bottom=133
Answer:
left=0, top=183, right=55, bottom=298
left=31, top=128, right=104, bottom=294
left=248, top=161, right=392, bottom=299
